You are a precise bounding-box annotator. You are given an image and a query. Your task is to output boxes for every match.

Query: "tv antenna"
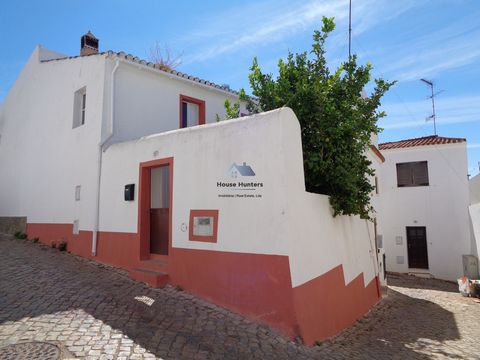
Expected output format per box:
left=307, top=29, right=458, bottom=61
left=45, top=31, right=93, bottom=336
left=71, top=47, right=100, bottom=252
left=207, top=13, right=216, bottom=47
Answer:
left=348, top=0, right=352, bottom=59
left=420, top=78, right=443, bottom=135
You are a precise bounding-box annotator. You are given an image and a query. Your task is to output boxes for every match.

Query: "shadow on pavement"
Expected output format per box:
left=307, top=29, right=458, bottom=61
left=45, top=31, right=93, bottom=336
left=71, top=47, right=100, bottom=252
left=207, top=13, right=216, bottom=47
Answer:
left=0, top=237, right=311, bottom=360
left=387, top=272, right=459, bottom=293
left=0, top=236, right=467, bottom=359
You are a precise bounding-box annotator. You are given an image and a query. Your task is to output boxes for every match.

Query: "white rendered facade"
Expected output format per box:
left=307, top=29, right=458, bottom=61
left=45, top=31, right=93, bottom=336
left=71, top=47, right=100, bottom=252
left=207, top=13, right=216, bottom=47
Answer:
left=378, top=141, right=472, bottom=281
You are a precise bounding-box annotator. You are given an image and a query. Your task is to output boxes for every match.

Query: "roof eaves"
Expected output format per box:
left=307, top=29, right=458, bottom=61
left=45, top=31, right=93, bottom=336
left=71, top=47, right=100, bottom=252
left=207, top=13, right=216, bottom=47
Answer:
left=40, top=50, right=240, bottom=96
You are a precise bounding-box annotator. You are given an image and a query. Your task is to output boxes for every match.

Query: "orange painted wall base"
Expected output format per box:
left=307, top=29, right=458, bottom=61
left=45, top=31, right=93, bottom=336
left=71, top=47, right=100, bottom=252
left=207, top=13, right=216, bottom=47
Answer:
left=292, top=266, right=380, bottom=344
left=26, top=223, right=139, bottom=269
left=26, top=223, right=380, bottom=345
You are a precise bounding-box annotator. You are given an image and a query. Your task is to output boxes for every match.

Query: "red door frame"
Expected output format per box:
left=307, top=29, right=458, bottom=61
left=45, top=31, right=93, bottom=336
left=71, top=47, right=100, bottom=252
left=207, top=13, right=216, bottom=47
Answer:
left=138, top=157, right=174, bottom=260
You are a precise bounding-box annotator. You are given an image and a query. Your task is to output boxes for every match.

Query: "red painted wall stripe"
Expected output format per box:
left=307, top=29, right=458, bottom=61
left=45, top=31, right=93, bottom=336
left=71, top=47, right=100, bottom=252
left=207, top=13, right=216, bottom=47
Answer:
left=292, top=265, right=380, bottom=345
left=26, top=223, right=380, bottom=345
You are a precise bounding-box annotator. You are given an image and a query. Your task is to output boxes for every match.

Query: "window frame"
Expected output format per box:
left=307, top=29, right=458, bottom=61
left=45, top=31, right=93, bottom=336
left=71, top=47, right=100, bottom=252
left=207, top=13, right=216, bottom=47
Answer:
left=396, top=161, right=429, bottom=187
left=179, top=94, right=205, bottom=129
left=81, top=92, right=86, bottom=125
left=189, top=209, right=219, bottom=243
left=73, top=86, right=87, bottom=129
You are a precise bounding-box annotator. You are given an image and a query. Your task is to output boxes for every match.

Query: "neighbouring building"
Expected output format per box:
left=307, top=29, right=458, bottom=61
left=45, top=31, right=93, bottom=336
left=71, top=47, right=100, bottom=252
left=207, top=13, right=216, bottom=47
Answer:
left=0, top=33, right=383, bottom=344
left=469, top=173, right=480, bottom=277
left=378, top=135, right=475, bottom=281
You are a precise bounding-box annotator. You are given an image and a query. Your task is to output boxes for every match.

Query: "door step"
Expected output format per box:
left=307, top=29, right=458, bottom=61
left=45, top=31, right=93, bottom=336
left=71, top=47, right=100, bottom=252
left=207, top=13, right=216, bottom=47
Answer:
left=138, top=259, right=169, bottom=273
left=129, top=268, right=169, bottom=288
left=408, top=271, right=433, bottom=279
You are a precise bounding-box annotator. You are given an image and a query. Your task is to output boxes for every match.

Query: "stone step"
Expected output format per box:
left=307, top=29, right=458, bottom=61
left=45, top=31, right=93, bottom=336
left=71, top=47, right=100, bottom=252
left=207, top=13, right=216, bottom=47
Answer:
left=129, top=268, right=169, bottom=288
left=138, top=259, right=169, bottom=273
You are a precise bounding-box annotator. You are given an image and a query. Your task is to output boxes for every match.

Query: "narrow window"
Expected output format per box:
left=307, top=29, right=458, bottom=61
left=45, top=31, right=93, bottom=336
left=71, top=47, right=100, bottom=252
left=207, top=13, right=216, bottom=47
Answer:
left=75, top=185, right=81, bottom=201
left=396, top=161, right=429, bottom=187
left=81, top=93, right=86, bottom=125
left=73, top=87, right=87, bottom=128
left=179, top=95, right=205, bottom=128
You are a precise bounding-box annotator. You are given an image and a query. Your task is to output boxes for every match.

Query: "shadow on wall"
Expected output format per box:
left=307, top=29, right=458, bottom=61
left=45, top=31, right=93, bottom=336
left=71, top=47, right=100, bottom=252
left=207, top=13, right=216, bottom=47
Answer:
left=0, top=236, right=463, bottom=359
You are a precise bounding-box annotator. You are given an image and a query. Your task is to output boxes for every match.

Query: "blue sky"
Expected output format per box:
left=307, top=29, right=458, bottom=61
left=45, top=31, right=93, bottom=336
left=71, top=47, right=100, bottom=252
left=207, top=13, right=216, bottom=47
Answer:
left=1, top=0, right=479, bottom=175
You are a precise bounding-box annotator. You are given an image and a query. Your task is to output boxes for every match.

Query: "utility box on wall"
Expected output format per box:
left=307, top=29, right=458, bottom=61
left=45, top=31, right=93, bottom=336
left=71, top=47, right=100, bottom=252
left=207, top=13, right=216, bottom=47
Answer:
left=124, top=184, right=135, bottom=201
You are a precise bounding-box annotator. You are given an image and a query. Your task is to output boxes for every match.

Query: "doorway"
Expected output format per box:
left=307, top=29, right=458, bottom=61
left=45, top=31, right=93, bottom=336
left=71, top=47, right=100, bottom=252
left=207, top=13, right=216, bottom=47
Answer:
left=406, top=226, right=429, bottom=269
left=150, top=166, right=170, bottom=255
left=138, top=157, right=173, bottom=260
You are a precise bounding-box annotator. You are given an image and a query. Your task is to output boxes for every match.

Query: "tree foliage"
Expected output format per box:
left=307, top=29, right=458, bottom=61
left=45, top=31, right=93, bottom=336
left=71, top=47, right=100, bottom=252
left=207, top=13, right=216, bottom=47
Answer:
left=238, top=17, right=394, bottom=219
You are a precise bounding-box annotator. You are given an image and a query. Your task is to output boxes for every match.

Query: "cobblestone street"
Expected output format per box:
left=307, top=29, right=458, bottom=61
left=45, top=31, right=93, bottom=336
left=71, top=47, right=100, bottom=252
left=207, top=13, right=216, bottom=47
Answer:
left=0, top=234, right=479, bottom=359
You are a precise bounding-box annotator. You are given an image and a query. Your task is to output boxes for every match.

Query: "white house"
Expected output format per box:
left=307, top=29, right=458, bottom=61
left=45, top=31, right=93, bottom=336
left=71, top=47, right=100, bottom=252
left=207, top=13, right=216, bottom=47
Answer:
left=0, top=33, right=382, bottom=344
left=469, top=173, right=480, bottom=276
left=378, top=135, right=474, bottom=281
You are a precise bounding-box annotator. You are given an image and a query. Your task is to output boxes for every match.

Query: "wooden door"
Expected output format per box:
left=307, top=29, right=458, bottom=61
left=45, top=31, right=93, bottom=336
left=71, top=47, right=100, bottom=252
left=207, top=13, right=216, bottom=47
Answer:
left=150, top=165, right=170, bottom=255
left=406, top=226, right=429, bottom=269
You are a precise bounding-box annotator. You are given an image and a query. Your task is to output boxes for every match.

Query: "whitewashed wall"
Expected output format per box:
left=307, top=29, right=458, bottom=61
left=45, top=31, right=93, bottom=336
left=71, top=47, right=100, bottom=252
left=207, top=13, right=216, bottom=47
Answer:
left=470, top=173, right=480, bottom=205
left=470, top=174, right=480, bottom=258
left=378, top=144, right=471, bottom=281
left=108, top=59, right=246, bottom=145
left=0, top=46, right=106, bottom=232
left=100, top=108, right=378, bottom=288
left=0, top=46, right=245, bottom=240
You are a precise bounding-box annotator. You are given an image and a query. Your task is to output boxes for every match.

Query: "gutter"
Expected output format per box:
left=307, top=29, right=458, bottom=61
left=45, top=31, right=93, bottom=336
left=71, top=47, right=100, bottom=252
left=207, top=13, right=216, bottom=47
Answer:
left=92, top=58, right=119, bottom=256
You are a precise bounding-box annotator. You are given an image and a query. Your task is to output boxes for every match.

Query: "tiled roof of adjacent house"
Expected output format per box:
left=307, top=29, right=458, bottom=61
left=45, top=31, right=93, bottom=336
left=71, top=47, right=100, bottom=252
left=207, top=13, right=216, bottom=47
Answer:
left=379, top=135, right=466, bottom=150
left=40, top=50, right=240, bottom=96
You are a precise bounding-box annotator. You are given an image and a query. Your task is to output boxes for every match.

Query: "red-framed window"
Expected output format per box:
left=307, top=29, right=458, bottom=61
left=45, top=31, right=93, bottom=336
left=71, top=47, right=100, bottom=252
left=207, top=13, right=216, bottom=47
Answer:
left=189, top=209, right=219, bottom=243
left=179, top=95, right=206, bottom=128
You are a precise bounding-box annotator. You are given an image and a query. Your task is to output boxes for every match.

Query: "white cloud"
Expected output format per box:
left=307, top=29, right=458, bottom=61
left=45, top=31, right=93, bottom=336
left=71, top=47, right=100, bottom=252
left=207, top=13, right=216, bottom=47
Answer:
left=181, top=0, right=422, bottom=65
left=469, top=143, right=480, bottom=149
left=377, top=17, right=480, bottom=82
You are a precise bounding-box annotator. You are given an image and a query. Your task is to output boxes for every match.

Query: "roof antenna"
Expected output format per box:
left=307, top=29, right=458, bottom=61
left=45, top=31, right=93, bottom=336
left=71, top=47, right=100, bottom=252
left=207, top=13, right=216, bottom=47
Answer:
left=348, top=0, right=352, bottom=59
left=420, top=78, right=444, bottom=136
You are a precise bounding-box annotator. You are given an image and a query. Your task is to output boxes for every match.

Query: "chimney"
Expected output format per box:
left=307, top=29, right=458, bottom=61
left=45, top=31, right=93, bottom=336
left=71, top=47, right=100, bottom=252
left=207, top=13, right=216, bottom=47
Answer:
left=80, top=31, right=99, bottom=56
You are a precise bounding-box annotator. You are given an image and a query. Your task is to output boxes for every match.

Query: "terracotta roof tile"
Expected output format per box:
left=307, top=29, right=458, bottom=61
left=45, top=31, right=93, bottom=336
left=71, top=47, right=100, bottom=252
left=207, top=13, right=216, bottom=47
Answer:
left=379, top=135, right=466, bottom=150
left=40, top=51, right=240, bottom=96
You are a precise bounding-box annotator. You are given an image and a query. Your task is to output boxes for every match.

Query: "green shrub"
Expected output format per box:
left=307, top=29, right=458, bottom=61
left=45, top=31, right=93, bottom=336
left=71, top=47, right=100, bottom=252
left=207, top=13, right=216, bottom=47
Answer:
left=32, top=237, right=39, bottom=243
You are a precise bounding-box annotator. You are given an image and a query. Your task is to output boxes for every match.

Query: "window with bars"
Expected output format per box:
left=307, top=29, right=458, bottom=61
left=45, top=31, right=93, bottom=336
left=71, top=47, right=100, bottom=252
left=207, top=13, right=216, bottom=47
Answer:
left=396, top=161, right=429, bottom=187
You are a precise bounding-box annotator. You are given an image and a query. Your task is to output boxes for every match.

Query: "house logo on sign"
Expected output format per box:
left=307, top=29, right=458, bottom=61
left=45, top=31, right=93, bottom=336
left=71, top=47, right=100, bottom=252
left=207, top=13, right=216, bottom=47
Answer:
left=225, top=162, right=256, bottom=179
left=217, top=162, right=264, bottom=198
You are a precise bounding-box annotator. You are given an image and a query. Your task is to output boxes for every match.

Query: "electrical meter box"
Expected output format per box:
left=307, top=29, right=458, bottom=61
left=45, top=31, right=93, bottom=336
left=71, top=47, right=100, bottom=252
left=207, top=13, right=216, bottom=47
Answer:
left=124, top=184, right=135, bottom=201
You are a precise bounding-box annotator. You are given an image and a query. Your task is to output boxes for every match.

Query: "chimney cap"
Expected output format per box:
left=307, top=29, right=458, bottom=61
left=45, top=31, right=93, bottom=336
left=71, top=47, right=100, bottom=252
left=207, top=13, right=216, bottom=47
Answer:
left=83, top=31, right=98, bottom=40
left=80, top=31, right=99, bottom=56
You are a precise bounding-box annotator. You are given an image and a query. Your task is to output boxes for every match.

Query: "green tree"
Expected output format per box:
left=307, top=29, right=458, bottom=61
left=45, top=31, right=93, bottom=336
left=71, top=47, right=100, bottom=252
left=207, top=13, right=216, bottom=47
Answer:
left=246, top=17, right=394, bottom=219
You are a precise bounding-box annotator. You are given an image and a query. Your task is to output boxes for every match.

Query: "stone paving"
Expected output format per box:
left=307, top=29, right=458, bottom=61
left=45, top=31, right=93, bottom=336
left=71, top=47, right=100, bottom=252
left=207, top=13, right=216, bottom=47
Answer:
left=0, top=234, right=479, bottom=359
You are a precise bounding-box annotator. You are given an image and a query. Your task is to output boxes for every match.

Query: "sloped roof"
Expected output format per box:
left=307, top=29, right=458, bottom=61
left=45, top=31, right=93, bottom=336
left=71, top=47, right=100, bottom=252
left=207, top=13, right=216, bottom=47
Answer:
left=379, top=135, right=466, bottom=150
left=40, top=50, right=239, bottom=96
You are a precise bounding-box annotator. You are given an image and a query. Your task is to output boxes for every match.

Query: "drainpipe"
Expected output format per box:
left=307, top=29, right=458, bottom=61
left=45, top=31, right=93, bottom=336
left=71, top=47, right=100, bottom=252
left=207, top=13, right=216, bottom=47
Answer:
left=92, top=58, right=119, bottom=256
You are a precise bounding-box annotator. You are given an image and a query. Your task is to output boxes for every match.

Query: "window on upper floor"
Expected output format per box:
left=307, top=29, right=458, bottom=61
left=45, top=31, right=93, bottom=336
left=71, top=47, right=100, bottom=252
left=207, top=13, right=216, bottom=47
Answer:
left=396, top=161, right=429, bottom=187
left=73, top=87, right=87, bottom=128
left=179, top=95, right=205, bottom=128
